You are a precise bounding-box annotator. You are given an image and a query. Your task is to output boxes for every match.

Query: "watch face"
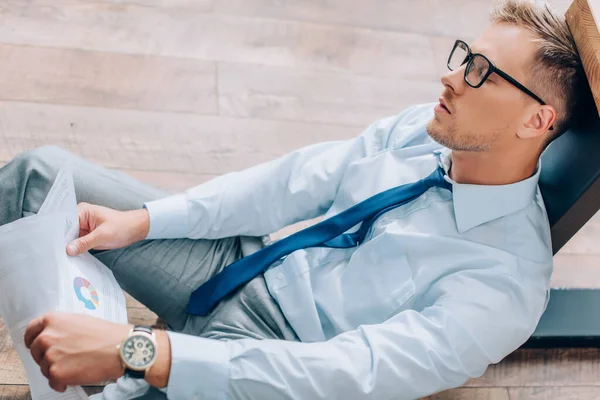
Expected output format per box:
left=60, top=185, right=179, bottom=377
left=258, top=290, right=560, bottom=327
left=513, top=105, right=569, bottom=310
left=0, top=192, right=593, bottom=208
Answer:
left=120, top=334, right=156, bottom=369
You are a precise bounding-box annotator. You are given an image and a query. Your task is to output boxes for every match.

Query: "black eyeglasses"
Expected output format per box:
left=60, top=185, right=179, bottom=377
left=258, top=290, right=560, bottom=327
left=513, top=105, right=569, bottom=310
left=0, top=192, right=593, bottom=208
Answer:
left=448, top=40, right=553, bottom=130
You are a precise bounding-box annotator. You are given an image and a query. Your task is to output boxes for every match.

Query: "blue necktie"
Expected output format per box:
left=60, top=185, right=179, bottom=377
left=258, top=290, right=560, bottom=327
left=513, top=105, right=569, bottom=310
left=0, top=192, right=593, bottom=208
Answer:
left=186, top=166, right=452, bottom=316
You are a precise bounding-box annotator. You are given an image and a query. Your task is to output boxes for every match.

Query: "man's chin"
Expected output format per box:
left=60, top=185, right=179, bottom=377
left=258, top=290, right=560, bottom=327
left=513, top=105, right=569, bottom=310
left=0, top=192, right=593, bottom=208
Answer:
left=426, top=119, right=452, bottom=148
left=426, top=120, right=492, bottom=152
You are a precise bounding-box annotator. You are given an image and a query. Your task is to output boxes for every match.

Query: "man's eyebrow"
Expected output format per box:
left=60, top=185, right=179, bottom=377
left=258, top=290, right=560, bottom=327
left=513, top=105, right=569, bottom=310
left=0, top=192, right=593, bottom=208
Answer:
left=470, top=45, right=497, bottom=65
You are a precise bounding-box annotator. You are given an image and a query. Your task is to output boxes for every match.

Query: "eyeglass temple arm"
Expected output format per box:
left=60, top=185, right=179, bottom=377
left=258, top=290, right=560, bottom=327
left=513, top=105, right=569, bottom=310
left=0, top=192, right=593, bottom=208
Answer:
left=493, top=68, right=546, bottom=105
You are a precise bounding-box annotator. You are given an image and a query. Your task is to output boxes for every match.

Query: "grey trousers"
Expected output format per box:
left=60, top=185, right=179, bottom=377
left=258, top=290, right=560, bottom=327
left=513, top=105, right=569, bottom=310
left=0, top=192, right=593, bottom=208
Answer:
left=0, top=146, right=300, bottom=399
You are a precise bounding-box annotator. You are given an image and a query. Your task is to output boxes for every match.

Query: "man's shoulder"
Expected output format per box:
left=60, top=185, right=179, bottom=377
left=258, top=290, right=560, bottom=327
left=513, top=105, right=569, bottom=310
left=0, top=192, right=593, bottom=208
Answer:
left=373, top=102, right=438, bottom=150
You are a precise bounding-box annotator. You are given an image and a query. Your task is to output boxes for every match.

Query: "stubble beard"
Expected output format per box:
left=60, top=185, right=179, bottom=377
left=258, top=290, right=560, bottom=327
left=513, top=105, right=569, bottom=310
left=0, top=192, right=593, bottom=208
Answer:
left=426, top=118, right=499, bottom=152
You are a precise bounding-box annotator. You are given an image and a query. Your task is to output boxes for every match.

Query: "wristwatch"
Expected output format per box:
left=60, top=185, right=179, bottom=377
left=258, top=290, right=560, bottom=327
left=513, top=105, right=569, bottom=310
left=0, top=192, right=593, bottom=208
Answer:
left=117, top=325, right=158, bottom=379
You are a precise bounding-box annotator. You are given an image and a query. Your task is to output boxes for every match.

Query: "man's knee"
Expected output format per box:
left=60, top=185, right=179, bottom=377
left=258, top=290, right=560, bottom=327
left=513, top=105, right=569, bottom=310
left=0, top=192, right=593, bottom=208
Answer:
left=0, top=146, right=76, bottom=223
left=12, top=145, right=74, bottom=171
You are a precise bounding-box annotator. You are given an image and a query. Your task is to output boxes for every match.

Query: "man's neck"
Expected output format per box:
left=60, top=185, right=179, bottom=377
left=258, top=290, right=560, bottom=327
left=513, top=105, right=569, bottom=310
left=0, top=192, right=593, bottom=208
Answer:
left=448, top=149, right=539, bottom=186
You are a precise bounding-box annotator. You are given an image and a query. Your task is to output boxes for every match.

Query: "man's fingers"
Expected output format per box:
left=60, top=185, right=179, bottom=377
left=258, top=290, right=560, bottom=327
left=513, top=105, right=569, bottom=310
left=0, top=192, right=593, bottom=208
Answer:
left=30, top=335, right=48, bottom=364
left=24, top=317, right=45, bottom=349
left=40, top=358, right=50, bottom=379
left=67, top=229, right=103, bottom=256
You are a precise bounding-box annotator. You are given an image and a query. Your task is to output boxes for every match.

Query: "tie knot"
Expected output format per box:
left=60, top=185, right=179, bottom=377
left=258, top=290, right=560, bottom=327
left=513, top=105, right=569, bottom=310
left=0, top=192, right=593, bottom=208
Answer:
left=423, top=167, right=453, bottom=192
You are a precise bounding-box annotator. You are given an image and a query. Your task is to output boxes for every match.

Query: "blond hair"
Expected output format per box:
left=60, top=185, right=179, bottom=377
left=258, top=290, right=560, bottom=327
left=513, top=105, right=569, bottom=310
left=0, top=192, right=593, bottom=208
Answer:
left=490, top=0, right=592, bottom=139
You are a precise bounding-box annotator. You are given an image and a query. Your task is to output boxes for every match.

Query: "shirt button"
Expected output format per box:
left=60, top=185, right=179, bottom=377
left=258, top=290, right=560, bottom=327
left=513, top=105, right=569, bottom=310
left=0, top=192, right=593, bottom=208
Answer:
left=277, top=272, right=284, bottom=280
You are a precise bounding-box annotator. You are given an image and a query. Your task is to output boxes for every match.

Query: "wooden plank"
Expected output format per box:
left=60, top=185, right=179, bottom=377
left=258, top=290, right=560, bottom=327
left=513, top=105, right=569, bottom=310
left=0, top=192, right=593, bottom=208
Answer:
left=119, top=169, right=216, bottom=193
left=509, top=386, right=600, bottom=399
left=213, top=0, right=575, bottom=37
left=0, top=101, right=357, bottom=175
left=566, top=0, right=600, bottom=114
left=0, top=43, right=217, bottom=114
left=0, top=385, right=29, bottom=400
left=421, top=387, right=510, bottom=400
left=0, top=321, right=24, bottom=385
left=0, top=162, right=215, bottom=194
left=100, top=0, right=214, bottom=8
left=552, top=254, right=600, bottom=288
left=466, top=348, right=600, bottom=387
left=214, top=0, right=494, bottom=39
left=0, top=0, right=437, bottom=79
left=125, top=292, right=145, bottom=309
left=218, top=62, right=441, bottom=126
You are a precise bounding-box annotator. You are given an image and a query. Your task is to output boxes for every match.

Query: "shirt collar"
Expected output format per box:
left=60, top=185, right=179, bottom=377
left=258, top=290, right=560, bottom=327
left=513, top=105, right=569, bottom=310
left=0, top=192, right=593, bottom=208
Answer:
left=434, top=148, right=541, bottom=233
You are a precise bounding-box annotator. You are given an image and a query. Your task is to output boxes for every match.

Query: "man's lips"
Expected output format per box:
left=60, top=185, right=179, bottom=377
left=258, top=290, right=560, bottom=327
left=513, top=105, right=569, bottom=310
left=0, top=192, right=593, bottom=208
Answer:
left=438, top=97, right=452, bottom=114
left=435, top=101, right=451, bottom=115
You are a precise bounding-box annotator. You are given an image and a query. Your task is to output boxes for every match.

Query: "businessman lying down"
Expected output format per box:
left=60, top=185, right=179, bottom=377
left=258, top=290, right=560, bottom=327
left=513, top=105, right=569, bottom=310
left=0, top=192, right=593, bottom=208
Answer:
left=0, top=0, right=591, bottom=399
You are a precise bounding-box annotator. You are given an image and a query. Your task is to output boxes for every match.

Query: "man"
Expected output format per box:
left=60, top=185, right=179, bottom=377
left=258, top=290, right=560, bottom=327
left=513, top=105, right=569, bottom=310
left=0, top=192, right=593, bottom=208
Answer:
left=2, top=0, right=590, bottom=398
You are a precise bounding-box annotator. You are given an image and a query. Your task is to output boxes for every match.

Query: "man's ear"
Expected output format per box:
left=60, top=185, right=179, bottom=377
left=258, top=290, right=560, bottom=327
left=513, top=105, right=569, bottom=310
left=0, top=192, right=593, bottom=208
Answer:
left=517, top=105, right=557, bottom=139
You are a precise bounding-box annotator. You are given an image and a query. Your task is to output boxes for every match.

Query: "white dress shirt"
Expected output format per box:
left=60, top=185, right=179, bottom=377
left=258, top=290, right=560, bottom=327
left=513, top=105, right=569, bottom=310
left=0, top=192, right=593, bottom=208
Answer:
left=144, top=103, right=553, bottom=400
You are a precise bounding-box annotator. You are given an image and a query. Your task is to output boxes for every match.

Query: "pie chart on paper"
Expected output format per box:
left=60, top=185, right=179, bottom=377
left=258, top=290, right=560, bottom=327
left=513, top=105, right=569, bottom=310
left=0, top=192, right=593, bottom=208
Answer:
left=73, top=277, right=100, bottom=310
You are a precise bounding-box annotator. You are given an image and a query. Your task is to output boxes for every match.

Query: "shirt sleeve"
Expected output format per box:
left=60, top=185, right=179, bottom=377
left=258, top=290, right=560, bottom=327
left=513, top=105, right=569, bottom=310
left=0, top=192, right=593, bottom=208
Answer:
left=163, top=268, right=549, bottom=400
left=143, top=113, right=410, bottom=240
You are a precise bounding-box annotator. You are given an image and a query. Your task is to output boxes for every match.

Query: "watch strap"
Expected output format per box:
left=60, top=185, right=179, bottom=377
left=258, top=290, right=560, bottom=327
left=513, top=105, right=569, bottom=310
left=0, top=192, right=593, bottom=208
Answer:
left=123, top=326, right=154, bottom=379
left=133, top=325, right=153, bottom=335
left=124, top=369, right=146, bottom=379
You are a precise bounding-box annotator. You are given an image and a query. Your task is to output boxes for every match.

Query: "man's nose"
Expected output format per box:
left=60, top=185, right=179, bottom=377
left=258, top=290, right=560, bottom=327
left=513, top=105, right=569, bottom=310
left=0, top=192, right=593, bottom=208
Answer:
left=441, top=66, right=466, bottom=96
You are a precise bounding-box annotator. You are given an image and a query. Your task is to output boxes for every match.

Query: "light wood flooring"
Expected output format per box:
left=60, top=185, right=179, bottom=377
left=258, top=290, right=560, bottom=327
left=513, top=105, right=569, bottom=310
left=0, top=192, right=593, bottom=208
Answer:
left=1, top=0, right=599, bottom=399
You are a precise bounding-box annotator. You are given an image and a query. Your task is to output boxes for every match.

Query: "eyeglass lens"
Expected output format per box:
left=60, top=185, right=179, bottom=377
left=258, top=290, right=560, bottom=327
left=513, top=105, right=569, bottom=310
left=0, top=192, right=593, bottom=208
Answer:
left=448, top=42, right=490, bottom=87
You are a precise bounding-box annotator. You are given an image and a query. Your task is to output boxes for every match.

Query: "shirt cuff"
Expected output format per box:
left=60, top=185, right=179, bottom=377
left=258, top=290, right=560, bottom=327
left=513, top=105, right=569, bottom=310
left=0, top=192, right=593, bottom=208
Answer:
left=165, top=332, right=230, bottom=400
left=143, top=194, right=189, bottom=239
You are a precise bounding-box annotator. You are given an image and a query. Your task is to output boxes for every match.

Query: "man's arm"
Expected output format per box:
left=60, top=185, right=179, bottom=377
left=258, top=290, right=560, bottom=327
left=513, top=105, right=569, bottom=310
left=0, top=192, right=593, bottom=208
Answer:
left=65, top=114, right=400, bottom=255
left=142, top=110, right=419, bottom=241
left=158, top=266, right=548, bottom=400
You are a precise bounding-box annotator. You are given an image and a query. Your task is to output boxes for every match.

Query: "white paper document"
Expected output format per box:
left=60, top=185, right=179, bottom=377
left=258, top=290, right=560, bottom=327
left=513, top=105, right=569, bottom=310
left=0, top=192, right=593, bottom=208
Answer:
left=0, top=168, right=128, bottom=399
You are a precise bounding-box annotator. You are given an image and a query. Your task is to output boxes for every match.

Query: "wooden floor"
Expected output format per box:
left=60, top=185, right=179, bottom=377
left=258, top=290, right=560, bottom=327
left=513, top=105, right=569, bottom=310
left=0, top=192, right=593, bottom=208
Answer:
left=1, top=0, right=599, bottom=399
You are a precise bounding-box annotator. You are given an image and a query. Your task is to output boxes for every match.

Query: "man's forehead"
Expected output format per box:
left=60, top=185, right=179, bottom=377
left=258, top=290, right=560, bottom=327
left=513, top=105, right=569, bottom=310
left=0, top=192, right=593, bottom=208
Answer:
left=470, top=23, right=538, bottom=79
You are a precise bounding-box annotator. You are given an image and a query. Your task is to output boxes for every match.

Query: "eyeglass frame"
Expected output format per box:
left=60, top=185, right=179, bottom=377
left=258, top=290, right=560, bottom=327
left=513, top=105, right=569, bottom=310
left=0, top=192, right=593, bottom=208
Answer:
left=448, top=39, right=553, bottom=130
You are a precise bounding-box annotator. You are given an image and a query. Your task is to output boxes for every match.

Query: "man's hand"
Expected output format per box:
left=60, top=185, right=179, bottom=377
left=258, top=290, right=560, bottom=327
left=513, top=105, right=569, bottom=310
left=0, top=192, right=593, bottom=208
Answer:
left=67, top=203, right=150, bottom=256
left=24, top=313, right=131, bottom=392
left=24, top=313, right=172, bottom=392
